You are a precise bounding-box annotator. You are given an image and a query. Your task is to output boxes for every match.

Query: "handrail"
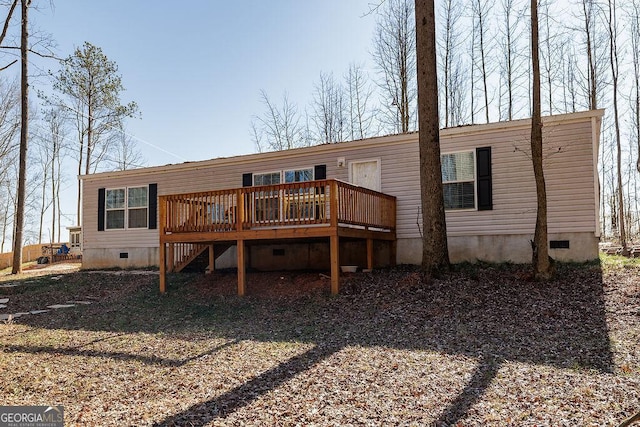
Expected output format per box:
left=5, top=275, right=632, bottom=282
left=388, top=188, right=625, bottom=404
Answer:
left=159, top=179, right=396, bottom=234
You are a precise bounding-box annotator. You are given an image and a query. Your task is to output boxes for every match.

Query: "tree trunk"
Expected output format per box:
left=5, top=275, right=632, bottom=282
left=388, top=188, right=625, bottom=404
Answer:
left=606, top=0, right=627, bottom=252
left=530, top=0, right=553, bottom=280
left=416, top=0, right=450, bottom=275
left=11, top=0, right=28, bottom=274
left=76, top=127, right=83, bottom=225
left=1, top=199, right=9, bottom=253
left=51, top=144, right=57, bottom=242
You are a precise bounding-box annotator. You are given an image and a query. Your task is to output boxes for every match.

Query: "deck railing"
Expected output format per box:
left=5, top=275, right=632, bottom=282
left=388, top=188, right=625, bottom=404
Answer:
left=160, top=179, right=396, bottom=234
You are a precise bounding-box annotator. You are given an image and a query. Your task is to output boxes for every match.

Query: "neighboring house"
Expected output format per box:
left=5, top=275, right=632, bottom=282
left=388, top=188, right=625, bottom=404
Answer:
left=67, top=226, right=82, bottom=256
left=80, top=109, right=603, bottom=276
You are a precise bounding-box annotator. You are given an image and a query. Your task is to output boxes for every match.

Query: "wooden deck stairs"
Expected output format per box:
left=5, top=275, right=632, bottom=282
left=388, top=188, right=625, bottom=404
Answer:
left=171, top=242, right=233, bottom=273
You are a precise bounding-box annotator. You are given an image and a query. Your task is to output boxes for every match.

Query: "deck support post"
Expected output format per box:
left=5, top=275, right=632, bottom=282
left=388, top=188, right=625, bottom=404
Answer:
left=159, top=242, right=166, bottom=293
left=167, top=243, right=174, bottom=273
left=237, top=239, right=245, bottom=296
left=207, top=244, right=215, bottom=274
left=330, top=234, right=340, bottom=295
left=390, top=240, right=397, bottom=267
left=366, top=238, right=374, bottom=270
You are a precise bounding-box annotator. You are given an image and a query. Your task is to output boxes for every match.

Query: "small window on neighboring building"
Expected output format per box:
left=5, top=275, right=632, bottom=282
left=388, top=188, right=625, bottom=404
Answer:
left=441, top=151, right=475, bottom=210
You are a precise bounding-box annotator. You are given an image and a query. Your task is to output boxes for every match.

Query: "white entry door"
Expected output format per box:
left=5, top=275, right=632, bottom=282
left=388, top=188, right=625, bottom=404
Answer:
left=349, top=160, right=381, bottom=191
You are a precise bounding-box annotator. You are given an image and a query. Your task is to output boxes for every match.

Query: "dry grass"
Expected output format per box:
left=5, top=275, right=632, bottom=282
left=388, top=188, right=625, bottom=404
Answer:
left=0, top=258, right=638, bottom=426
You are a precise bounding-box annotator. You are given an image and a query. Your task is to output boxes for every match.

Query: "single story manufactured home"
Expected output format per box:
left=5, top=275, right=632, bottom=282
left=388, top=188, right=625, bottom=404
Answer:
left=80, top=109, right=603, bottom=292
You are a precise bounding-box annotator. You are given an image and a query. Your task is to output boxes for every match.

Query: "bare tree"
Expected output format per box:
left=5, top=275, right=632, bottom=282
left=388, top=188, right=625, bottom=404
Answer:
left=11, top=0, right=29, bottom=274
left=372, top=0, right=416, bottom=133
left=630, top=0, right=640, bottom=174
left=41, top=107, right=67, bottom=242
left=539, top=1, right=556, bottom=115
left=0, top=0, right=19, bottom=71
left=0, top=79, right=18, bottom=252
left=577, top=0, right=606, bottom=110
left=607, top=0, right=627, bottom=251
left=530, top=0, right=553, bottom=279
left=438, top=0, right=465, bottom=127
left=471, top=0, right=493, bottom=123
left=35, top=133, right=51, bottom=244
left=344, top=63, right=375, bottom=140
left=562, top=43, right=579, bottom=113
left=416, top=0, right=450, bottom=274
left=0, top=78, right=19, bottom=184
left=574, top=0, right=609, bottom=237
left=312, top=71, right=345, bottom=143
left=0, top=171, right=16, bottom=252
left=497, top=0, right=524, bottom=121
left=112, top=125, right=144, bottom=171
left=250, top=90, right=303, bottom=152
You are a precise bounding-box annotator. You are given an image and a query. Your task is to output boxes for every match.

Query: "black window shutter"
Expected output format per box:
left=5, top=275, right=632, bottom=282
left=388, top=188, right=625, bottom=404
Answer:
left=314, top=164, right=327, bottom=180
left=148, top=183, right=158, bottom=230
left=242, top=173, right=253, bottom=187
left=98, top=188, right=106, bottom=231
left=476, top=147, right=492, bottom=211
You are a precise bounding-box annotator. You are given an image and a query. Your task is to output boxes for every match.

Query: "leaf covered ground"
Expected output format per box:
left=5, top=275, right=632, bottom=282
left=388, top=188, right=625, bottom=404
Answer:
left=0, top=258, right=638, bottom=426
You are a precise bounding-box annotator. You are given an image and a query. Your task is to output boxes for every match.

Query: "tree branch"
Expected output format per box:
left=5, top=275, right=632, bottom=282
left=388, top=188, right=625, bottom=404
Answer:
left=0, top=59, right=17, bottom=71
left=0, top=45, right=63, bottom=60
left=0, top=0, right=18, bottom=46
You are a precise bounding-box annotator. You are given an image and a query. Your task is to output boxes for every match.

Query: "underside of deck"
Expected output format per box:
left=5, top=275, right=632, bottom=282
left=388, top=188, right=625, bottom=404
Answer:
left=158, top=180, right=397, bottom=295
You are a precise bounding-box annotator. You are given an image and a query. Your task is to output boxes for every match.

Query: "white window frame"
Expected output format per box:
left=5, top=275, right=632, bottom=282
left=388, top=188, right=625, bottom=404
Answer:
left=252, top=170, right=282, bottom=186
left=441, top=150, right=477, bottom=211
left=105, top=185, right=149, bottom=230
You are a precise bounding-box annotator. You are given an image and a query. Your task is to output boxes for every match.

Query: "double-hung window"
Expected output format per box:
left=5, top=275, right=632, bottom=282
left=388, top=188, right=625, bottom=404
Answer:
left=127, top=187, right=149, bottom=228
left=105, top=189, right=126, bottom=229
left=252, top=172, right=281, bottom=222
left=251, top=168, right=317, bottom=222
left=105, top=186, right=148, bottom=229
left=283, top=167, right=316, bottom=220
left=441, top=151, right=476, bottom=210
left=284, top=168, right=313, bottom=184
left=253, top=172, right=281, bottom=186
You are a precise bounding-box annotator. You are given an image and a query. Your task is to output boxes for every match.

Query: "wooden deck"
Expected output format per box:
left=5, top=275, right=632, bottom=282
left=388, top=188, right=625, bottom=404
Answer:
left=158, top=179, right=396, bottom=295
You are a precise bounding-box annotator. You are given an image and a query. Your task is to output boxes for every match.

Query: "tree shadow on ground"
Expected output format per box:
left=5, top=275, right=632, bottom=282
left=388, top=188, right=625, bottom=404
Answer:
left=5, top=263, right=614, bottom=425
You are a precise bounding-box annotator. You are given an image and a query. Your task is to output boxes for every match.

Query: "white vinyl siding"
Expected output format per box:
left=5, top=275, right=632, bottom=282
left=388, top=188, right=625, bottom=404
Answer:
left=81, top=111, right=601, bottom=249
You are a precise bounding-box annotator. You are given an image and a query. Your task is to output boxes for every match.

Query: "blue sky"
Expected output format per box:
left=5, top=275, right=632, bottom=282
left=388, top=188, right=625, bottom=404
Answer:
left=32, top=1, right=378, bottom=165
